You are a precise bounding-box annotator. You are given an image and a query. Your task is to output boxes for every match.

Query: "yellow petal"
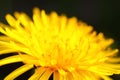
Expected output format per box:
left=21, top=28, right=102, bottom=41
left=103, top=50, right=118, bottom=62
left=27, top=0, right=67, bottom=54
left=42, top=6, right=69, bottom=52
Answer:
left=19, top=13, right=32, bottom=28
left=41, top=10, right=49, bottom=27
left=14, top=12, right=20, bottom=19
left=0, top=47, right=17, bottom=55
left=4, top=64, right=33, bottom=80
left=28, top=67, right=46, bottom=80
left=100, top=75, right=112, bottom=80
left=39, top=69, right=53, bottom=80
left=54, top=71, right=60, bottom=80
left=0, top=36, right=12, bottom=41
left=5, top=14, right=17, bottom=27
left=0, top=55, right=22, bottom=66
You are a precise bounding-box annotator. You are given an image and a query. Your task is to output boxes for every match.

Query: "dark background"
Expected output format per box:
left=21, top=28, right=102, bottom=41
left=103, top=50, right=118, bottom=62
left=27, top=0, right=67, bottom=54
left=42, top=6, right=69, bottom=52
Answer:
left=0, top=0, right=120, bottom=80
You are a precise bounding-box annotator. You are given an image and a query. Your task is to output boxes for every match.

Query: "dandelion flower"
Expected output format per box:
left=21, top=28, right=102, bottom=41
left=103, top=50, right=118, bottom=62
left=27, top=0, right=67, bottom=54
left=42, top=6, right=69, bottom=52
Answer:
left=0, top=7, right=120, bottom=80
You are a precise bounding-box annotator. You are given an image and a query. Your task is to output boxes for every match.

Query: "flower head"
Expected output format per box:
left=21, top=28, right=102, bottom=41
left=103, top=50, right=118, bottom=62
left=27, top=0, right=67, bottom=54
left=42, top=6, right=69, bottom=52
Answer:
left=0, top=8, right=120, bottom=80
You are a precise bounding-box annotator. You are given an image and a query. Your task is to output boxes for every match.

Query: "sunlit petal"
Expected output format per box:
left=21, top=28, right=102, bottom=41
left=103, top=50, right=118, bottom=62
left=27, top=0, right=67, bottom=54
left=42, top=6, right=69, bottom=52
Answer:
left=4, top=64, right=33, bottom=80
left=0, top=55, right=22, bottom=66
left=28, top=67, right=46, bottom=80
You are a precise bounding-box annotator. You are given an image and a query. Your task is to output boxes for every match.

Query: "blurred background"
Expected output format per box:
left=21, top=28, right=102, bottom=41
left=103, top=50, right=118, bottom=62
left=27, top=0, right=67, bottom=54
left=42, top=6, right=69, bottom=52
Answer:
left=0, top=0, right=120, bottom=80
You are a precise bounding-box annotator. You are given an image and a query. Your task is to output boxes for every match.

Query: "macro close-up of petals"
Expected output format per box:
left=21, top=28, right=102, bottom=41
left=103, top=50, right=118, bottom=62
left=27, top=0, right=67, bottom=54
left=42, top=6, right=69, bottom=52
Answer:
left=0, top=7, right=120, bottom=80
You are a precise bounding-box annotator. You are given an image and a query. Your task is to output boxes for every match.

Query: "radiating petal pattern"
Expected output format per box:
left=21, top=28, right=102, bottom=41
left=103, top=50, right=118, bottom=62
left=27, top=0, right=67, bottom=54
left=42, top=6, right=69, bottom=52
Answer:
left=0, top=7, right=120, bottom=80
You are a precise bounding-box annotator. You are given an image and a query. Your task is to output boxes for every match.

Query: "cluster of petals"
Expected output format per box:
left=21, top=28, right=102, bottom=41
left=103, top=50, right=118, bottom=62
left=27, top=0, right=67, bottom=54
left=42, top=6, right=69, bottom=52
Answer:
left=0, top=8, right=120, bottom=80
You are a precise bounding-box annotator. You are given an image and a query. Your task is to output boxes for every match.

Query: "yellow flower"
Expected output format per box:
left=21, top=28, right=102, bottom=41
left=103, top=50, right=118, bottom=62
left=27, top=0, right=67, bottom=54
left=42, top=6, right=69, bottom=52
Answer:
left=0, top=7, right=120, bottom=80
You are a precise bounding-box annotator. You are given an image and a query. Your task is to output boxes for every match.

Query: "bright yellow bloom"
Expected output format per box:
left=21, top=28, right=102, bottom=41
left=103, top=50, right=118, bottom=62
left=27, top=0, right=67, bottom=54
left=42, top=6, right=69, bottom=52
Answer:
left=0, top=7, right=120, bottom=80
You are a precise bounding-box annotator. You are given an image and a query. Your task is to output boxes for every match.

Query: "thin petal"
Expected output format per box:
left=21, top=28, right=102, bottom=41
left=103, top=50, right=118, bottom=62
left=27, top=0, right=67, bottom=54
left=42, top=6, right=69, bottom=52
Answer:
left=19, top=13, right=32, bottom=29
left=66, top=72, right=74, bottom=80
left=41, top=10, right=49, bottom=27
left=14, top=12, right=20, bottom=19
left=4, top=64, right=33, bottom=80
left=0, top=41, right=18, bottom=55
left=28, top=67, right=46, bottom=80
left=100, top=75, right=112, bottom=80
left=5, top=14, right=17, bottom=27
left=0, top=55, right=22, bottom=66
left=53, top=71, right=60, bottom=80
left=39, top=69, right=53, bottom=80
left=33, top=7, right=42, bottom=30
left=0, top=36, right=12, bottom=41
left=0, top=48, right=17, bottom=55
